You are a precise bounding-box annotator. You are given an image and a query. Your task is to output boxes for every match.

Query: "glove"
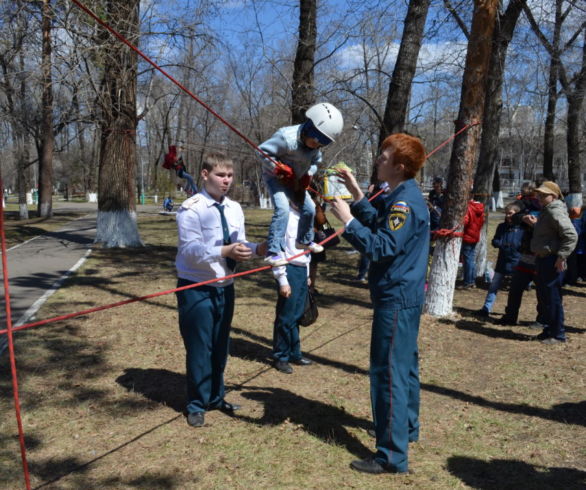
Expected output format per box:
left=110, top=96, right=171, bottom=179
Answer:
left=274, top=162, right=295, bottom=186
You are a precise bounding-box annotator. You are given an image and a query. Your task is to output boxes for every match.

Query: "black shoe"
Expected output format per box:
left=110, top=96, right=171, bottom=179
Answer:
left=217, top=400, right=241, bottom=414
left=291, top=357, right=312, bottom=366
left=495, top=316, right=516, bottom=326
left=476, top=308, right=489, bottom=318
left=187, top=412, right=205, bottom=427
left=350, top=457, right=404, bottom=475
left=534, top=331, right=550, bottom=341
left=274, top=360, right=293, bottom=374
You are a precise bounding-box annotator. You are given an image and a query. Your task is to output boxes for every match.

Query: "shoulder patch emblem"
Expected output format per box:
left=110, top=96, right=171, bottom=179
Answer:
left=388, top=201, right=410, bottom=231
left=182, top=195, right=201, bottom=209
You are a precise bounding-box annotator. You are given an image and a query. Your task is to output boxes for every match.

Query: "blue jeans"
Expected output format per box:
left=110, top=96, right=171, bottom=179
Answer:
left=483, top=271, right=504, bottom=312
left=177, top=169, right=197, bottom=195
left=264, top=174, right=315, bottom=255
left=461, top=242, right=477, bottom=286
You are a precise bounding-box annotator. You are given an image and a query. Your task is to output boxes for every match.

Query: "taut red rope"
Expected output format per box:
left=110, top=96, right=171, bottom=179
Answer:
left=0, top=183, right=31, bottom=490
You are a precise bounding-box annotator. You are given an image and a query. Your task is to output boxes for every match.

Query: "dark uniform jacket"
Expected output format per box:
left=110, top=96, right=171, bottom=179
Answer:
left=343, top=179, right=430, bottom=308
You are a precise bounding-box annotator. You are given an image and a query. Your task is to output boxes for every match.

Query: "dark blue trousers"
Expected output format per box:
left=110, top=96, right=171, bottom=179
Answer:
left=535, top=256, right=566, bottom=340
left=504, top=262, right=547, bottom=324
left=272, top=264, right=307, bottom=362
left=371, top=305, right=421, bottom=473
left=176, top=279, right=235, bottom=414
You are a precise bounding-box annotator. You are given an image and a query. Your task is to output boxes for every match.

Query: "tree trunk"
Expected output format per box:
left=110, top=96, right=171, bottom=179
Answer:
left=291, top=0, right=316, bottom=124
left=16, top=134, right=29, bottom=220
left=38, top=0, right=54, bottom=218
left=564, top=30, right=585, bottom=208
left=473, top=0, right=524, bottom=280
left=425, top=0, right=499, bottom=317
left=95, top=0, right=142, bottom=248
left=379, top=0, right=431, bottom=141
left=543, top=0, right=562, bottom=181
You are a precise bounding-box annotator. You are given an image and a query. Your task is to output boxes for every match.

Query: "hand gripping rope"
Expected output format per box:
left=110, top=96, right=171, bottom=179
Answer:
left=2, top=1, right=480, bottom=487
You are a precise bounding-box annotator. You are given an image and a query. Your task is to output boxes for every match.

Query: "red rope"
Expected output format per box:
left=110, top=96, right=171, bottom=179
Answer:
left=0, top=183, right=32, bottom=490
left=431, top=227, right=464, bottom=238
left=425, top=121, right=480, bottom=159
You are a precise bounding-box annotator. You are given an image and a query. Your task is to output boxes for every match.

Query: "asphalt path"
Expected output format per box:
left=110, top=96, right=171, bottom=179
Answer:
left=0, top=202, right=162, bottom=356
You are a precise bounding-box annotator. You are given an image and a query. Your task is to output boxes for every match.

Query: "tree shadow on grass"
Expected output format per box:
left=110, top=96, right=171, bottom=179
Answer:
left=116, top=368, right=185, bottom=413
left=236, top=385, right=372, bottom=459
left=447, top=455, right=586, bottom=489
left=422, top=383, right=586, bottom=426
left=438, top=314, right=533, bottom=342
left=562, top=288, right=586, bottom=298
left=31, top=418, right=181, bottom=489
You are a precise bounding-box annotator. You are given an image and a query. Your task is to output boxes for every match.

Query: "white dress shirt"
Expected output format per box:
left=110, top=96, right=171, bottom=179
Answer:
left=272, top=208, right=311, bottom=287
left=175, top=189, right=258, bottom=286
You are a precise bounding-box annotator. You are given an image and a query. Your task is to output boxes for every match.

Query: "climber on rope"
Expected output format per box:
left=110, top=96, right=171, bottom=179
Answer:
left=163, top=145, right=198, bottom=196
left=257, top=102, right=344, bottom=266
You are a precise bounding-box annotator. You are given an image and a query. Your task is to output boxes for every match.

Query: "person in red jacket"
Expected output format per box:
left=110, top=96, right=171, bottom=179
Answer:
left=460, top=197, right=485, bottom=288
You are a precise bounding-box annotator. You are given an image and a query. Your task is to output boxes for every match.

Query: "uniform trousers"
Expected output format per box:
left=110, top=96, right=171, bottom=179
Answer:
left=272, top=264, right=307, bottom=362
left=176, top=279, right=235, bottom=415
left=371, top=304, right=421, bottom=473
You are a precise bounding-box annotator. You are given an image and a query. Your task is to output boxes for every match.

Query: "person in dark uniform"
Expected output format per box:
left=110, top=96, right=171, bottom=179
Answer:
left=175, top=153, right=266, bottom=428
left=330, top=133, right=429, bottom=475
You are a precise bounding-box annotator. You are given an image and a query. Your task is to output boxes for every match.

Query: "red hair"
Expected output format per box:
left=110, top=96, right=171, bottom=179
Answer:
left=380, top=133, right=426, bottom=179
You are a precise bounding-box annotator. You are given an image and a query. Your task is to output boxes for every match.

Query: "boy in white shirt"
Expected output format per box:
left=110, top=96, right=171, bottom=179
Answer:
left=175, top=153, right=266, bottom=427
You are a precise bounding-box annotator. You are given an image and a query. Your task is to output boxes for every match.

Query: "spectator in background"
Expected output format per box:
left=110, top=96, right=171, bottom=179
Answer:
left=496, top=202, right=548, bottom=328
left=514, top=182, right=540, bottom=215
left=564, top=206, right=586, bottom=285
left=427, top=177, right=445, bottom=234
left=528, top=181, right=577, bottom=344
left=477, top=203, right=524, bottom=317
left=458, top=196, right=485, bottom=289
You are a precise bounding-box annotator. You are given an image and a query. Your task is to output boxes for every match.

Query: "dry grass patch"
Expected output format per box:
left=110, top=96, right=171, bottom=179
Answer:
left=1, top=209, right=585, bottom=488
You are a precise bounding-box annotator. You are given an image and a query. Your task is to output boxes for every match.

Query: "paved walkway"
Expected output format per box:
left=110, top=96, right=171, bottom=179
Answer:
left=0, top=202, right=161, bottom=355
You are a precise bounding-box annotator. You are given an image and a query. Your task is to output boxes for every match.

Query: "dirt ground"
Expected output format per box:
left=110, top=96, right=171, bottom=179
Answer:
left=1, top=209, right=585, bottom=489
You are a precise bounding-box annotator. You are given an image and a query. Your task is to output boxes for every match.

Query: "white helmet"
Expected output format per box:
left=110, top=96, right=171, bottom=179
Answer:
left=305, top=102, right=344, bottom=143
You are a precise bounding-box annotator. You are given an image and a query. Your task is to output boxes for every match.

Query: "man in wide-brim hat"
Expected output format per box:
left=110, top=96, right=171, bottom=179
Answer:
left=526, top=181, right=577, bottom=344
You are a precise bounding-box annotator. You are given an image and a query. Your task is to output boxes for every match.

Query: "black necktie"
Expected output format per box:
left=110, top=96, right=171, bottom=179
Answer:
left=214, top=203, right=236, bottom=271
